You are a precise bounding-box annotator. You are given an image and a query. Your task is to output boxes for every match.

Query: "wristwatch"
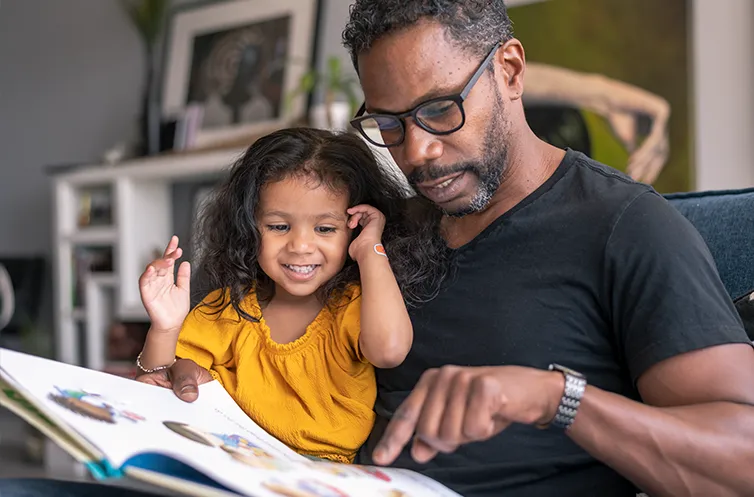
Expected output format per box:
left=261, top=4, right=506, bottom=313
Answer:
left=543, top=363, right=587, bottom=430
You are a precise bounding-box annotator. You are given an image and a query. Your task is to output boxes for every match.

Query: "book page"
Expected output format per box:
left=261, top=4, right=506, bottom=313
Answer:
left=0, top=348, right=462, bottom=497
left=0, top=348, right=303, bottom=468
left=0, top=379, right=94, bottom=464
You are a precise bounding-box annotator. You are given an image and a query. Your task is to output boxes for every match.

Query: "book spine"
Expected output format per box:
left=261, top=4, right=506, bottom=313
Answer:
left=85, top=459, right=124, bottom=480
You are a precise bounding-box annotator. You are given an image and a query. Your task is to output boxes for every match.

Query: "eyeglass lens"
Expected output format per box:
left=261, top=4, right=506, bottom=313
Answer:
left=356, top=99, right=463, bottom=146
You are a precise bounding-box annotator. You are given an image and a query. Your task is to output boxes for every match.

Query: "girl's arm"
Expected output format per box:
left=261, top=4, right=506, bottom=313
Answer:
left=136, top=235, right=191, bottom=375
left=137, top=328, right=180, bottom=375
left=348, top=205, right=413, bottom=369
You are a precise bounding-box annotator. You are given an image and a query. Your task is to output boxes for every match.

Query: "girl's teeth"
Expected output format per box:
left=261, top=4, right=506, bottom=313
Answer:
left=286, top=265, right=316, bottom=274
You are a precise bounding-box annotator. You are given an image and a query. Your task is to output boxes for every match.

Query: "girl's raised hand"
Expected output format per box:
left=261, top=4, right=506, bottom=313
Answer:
left=347, top=204, right=386, bottom=262
left=139, top=235, right=191, bottom=335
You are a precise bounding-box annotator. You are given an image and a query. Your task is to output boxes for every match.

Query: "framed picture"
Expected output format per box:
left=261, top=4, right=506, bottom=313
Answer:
left=161, top=0, right=319, bottom=149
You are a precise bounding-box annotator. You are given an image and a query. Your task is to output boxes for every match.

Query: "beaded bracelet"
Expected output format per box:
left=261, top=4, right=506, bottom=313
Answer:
left=136, top=351, right=176, bottom=374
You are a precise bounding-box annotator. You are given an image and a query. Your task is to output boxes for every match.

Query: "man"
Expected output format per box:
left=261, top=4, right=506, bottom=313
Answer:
left=340, top=2, right=754, bottom=496
left=1, top=1, right=752, bottom=496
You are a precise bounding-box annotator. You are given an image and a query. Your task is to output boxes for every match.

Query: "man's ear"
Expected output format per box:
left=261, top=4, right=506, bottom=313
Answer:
left=498, top=38, right=526, bottom=101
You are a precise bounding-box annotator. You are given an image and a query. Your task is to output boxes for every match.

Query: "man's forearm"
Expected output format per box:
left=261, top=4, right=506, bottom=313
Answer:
left=568, top=386, right=754, bottom=497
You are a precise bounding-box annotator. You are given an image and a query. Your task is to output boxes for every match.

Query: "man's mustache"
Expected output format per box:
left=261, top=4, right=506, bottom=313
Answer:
left=407, top=162, right=482, bottom=186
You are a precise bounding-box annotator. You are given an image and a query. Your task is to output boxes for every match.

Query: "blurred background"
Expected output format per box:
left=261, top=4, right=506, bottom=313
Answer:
left=1, top=0, right=753, bottom=482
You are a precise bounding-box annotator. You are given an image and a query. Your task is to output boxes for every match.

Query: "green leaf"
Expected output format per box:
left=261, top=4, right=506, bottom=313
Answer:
left=283, top=55, right=364, bottom=114
left=284, top=70, right=321, bottom=113
left=119, top=0, right=169, bottom=46
left=327, top=56, right=341, bottom=77
left=340, top=84, right=361, bottom=117
left=300, top=71, right=318, bottom=92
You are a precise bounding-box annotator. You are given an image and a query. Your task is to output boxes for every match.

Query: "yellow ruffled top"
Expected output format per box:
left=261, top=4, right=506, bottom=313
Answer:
left=175, top=284, right=376, bottom=463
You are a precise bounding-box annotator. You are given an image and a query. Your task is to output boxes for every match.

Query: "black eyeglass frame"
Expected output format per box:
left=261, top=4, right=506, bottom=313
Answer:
left=350, top=42, right=502, bottom=147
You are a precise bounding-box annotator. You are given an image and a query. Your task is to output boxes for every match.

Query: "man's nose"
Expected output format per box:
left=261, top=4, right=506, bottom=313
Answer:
left=401, top=121, right=444, bottom=172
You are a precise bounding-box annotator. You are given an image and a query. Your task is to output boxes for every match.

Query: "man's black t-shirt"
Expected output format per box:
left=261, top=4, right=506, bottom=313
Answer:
left=358, top=149, right=750, bottom=496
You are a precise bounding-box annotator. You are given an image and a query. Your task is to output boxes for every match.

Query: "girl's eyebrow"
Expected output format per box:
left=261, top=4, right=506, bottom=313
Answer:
left=259, top=210, right=289, bottom=218
left=260, top=210, right=347, bottom=222
left=315, top=212, right=348, bottom=222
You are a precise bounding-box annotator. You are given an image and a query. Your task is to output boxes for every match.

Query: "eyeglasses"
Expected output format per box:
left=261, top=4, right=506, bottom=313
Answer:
left=350, top=43, right=501, bottom=148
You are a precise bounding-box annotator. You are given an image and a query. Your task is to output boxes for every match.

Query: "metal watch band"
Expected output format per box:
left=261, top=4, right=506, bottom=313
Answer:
left=548, top=363, right=587, bottom=430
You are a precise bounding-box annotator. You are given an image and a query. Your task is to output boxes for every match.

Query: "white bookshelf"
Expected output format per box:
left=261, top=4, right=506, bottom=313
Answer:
left=50, top=147, right=246, bottom=372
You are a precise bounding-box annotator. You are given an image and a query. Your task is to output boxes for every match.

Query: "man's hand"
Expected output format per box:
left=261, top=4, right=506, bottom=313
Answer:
left=372, top=365, right=565, bottom=465
left=135, top=358, right=213, bottom=402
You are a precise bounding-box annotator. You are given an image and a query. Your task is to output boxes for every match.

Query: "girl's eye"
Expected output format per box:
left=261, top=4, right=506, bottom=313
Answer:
left=315, top=226, right=336, bottom=234
left=267, top=224, right=289, bottom=233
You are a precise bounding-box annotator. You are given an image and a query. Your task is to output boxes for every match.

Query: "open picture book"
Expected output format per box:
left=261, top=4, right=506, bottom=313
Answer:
left=0, top=348, right=461, bottom=497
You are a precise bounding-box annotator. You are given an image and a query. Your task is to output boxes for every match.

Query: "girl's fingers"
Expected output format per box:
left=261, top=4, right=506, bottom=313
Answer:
left=139, top=265, right=155, bottom=287
left=347, top=208, right=361, bottom=222
left=165, top=247, right=182, bottom=261
left=145, top=255, right=178, bottom=279
left=348, top=205, right=376, bottom=214
left=176, top=261, right=191, bottom=291
left=163, top=235, right=179, bottom=257
left=362, top=211, right=377, bottom=225
left=348, top=213, right=363, bottom=229
left=152, top=257, right=175, bottom=271
left=150, top=248, right=182, bottom=274
left=145, top=244, right=187, bottom=279
left=347, top=206, right=384, bottom=227
left=356, top=211, right=377, bottom=228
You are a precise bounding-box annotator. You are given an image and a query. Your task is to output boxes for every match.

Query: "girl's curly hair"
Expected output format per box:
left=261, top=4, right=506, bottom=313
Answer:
left=192, top=127, right=449, bottom=321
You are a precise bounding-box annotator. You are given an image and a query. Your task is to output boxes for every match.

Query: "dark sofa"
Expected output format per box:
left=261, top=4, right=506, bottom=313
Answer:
left=665, top=187, right=754, bottom=339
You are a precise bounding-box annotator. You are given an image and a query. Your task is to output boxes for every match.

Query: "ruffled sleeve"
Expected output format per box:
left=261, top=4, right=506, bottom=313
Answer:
left=175, top=289, right=246, bottom=384
left=329, top=285, right=368, bottom=371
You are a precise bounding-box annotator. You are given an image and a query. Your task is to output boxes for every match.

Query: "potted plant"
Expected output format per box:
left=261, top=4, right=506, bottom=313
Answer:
left=287, top=56, right=361, bottom=131
left=119, top=0, right=170, bottom=156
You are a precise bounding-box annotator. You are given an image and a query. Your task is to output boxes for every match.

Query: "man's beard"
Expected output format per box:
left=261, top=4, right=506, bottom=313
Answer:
left=407, top=96, right=509, bottom=217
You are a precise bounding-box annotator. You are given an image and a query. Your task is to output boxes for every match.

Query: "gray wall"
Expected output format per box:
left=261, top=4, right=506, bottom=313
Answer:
left=0, top=0, right=145, bottom=347
left=0, top=0, right=143, bottom=255
left=692, top=0, right=754, bottom=190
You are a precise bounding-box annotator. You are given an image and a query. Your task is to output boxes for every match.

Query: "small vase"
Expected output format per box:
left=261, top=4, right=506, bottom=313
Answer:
left=310, top=102, right=352, bottom=131
left=138, top=46, right=161, bottom=157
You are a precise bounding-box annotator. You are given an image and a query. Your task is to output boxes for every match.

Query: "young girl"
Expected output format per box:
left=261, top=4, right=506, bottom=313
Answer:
left=135, top=127, right=448, bottom=464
